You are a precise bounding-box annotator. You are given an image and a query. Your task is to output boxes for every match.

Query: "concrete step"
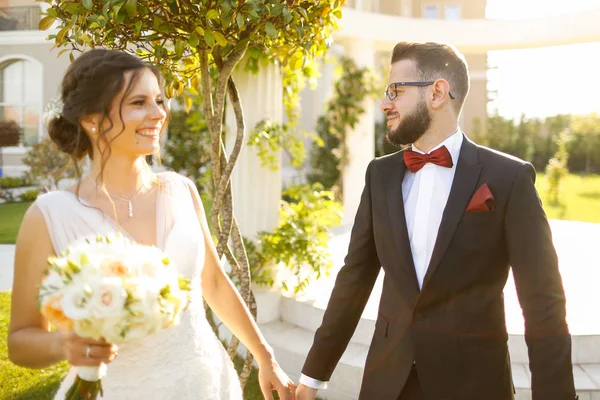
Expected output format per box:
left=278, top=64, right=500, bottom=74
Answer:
left=260, top=320, right=600, bottom=400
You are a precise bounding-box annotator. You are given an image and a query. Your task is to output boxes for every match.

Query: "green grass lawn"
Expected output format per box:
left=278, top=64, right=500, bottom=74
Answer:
left=0, top=292, right=69, bottom=400
left=536, top=173, right=600, bottom=223
left=0, top=292, right=274, bottom=400
left=0, top=202, right=31, bottom=244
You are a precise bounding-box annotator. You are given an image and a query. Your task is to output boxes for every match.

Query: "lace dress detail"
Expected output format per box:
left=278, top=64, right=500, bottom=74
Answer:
left=35, top=172, right=243, bottom=400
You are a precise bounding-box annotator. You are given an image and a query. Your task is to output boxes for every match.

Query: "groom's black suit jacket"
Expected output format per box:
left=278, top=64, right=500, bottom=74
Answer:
left=302, top=136, right=577, bottom=400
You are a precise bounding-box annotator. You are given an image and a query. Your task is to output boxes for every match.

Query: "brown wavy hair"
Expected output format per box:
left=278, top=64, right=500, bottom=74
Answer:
left=47, top=49, right=168, bottom=187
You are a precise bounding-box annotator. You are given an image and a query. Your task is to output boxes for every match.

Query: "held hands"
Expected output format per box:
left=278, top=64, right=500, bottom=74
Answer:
left=295, top=384, right=318, bottom=400
left=60, top=332, right=118, bottom=367
left=257, top=358, right=296, bottom=400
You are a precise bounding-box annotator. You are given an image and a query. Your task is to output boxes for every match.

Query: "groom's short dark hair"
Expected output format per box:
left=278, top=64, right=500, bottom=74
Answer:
left=391, top=41, right=470, bottom=111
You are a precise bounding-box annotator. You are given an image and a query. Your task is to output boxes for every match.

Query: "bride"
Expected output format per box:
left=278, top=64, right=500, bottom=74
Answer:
left=8, top=49, right=295, bottom=400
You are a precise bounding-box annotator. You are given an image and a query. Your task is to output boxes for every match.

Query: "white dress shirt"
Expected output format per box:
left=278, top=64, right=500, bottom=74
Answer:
left=300, top=131, right=464, bottom=390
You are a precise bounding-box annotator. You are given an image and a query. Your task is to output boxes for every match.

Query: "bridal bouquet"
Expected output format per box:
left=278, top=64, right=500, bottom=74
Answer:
left=38, top=232, right=192, bottom=400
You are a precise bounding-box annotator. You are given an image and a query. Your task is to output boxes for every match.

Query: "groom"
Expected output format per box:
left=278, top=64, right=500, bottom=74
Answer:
left=296, top=41, right=578, bottom=400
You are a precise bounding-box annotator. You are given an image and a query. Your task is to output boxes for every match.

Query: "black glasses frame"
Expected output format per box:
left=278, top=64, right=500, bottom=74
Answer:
left=385, top=81, right=456, bottom=101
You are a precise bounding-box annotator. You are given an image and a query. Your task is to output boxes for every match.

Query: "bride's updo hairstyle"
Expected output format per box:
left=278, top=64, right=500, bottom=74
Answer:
left=47, top=49, right=166, bottom=167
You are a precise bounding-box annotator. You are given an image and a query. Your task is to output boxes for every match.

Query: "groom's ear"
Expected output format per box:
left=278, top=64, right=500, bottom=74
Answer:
left=430, top=79, right=452, bottom=110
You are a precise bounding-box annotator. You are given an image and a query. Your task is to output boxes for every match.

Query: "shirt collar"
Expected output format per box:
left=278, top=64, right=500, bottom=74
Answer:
left=411, top=130, right=463, bottom=168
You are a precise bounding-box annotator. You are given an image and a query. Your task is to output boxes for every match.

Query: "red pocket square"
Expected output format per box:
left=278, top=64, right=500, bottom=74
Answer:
left=466, top=183, right=495, bottom=212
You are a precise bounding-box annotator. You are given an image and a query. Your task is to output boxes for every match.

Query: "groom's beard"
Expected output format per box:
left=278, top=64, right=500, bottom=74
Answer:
left=386, top=100, right=432, bottom=147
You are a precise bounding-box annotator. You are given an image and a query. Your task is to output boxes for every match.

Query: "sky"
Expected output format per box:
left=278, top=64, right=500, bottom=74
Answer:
left=485, top=0, right=600, bottom=120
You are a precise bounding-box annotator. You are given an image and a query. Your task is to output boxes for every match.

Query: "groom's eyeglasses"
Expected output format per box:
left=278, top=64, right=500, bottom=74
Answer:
left=385, top=81, right=456, bottom=101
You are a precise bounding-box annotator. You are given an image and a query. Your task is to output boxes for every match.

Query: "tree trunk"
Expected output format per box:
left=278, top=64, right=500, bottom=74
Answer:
left=198, top=47, right=257, bottom=389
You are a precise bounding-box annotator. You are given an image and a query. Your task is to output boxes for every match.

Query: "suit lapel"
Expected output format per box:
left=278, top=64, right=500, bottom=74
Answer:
left=422, top=136, right=482, bottom=289
left=387, top=151, right=420, bottom=289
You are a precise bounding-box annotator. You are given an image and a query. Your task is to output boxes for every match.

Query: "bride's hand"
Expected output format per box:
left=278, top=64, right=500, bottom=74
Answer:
left=60, top=332, right=118, bottom=367
left=257, top=358, right=296, bottom=400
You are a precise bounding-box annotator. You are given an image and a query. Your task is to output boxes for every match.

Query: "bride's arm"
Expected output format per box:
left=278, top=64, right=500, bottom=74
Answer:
left=8, top=205, right=67, bottom=368
left=185, top=181, right=275, bottom=366
left=8, top=205, right=117, bottom=369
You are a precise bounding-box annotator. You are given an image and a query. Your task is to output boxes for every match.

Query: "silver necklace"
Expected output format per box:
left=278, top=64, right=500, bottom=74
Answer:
left=93, top=179, right=147, bottom=218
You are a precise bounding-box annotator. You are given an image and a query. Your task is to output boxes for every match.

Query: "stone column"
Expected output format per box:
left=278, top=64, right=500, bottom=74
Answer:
left=224, top=62, right=283, bottom=239
left=341, top=39, right=376, bottom=226
left=401, top=0, right=413, bottom=17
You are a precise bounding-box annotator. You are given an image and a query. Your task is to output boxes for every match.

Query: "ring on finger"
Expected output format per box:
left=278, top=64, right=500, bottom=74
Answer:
left=86, top=345, right=92, bottom=358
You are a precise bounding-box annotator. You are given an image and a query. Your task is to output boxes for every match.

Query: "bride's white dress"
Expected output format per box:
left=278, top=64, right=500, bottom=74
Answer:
left=34, top=172, right=243, bottom=400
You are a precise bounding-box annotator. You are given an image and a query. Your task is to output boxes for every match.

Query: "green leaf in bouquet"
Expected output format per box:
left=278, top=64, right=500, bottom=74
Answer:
left=80, top=252, right=90, bottom=266
left=161, top=257, right=171, bottom=265
left=159, top=285, right=171, bottom=298
left=178, top=276, right=192, bottom=291
left=67, top=259, right=81, bottom=274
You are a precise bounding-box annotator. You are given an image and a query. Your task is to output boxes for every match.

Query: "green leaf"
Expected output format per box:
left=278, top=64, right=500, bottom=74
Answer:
left=134, top=20, right=142, bottom=34
left=206, top=9, right=219, bottom=20
left=38, top=16, right=55, bottom=31
left=175, top=39, right=185, bottom=58
left=82, top=0, right=93, bottom=11
left=282, top=8, right=292, bottom=25
left=195, top=26, right=204, bottom=36
left=44, top=8, right=57, bottom=18
left=271, top=4, right=283, bottom=16
left=236, top=13, right=244, bottom=29
left=125, top=0, right=137, bottom=18
left=204, top=30, right=214, bottom=47
left=56, top=48, right=70, bottom=58
left=213, top=31, right=227, bottom=47
left=265, top=21, right=277, bottom=38
left=298, top=7, right=309, bottom=21
left=56, top=25, right=70, bottom=43
left=188, top=32, right=199, bottom=47
left=183, top=94, right=193, bottom=113
left=221, top=1, right=232, bottom=15
left=221, top=13, right=232, bottom=28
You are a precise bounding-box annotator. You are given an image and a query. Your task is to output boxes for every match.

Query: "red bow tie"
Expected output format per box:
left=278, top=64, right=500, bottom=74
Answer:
left=403, top=145, right=453, bottom=173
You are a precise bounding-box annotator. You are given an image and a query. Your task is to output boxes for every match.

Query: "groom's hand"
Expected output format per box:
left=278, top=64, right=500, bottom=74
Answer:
left=295, top=384, right=318, bottom=400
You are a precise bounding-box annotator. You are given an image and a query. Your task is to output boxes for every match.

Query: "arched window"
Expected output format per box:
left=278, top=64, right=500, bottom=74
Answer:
left=0, top=57, right=43, bottom=145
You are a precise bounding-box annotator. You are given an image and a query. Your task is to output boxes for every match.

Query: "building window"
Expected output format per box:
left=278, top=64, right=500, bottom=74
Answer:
left=0, top=58, right=43, bottom=146
left=423, top=4, right=440, bottom=19
left=0, top=6, right=41, bottom=31
left=444, top=4, right=462, bottom=20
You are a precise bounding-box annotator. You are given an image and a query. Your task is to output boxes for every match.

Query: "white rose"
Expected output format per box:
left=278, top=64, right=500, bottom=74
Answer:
left=88, top=277, right=127, bottom=319
left=99, top=315, right=128, bottom=343
left=73, top=318, right=104, bottom=340
left=129, top=293, right=163, bottom=340
left=61, top=284, right=93, bottom=320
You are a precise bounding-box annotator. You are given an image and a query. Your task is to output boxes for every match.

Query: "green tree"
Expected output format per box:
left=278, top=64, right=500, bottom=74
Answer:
left=41, top=0, right=345, bottom=385
left=21, top=137, right=77, bottom=190
left=162, top=100, right=212, bottom=198
left=307, top=56, right=380, bottom=198
left=545, top=130, right=571, bottom=206
left=571, top=112, right=600, bottom=175
left=0, top=120, right=22, bottom=176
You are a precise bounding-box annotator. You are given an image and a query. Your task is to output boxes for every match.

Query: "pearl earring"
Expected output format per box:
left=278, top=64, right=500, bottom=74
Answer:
left=91, top=127, right=97, bottom=132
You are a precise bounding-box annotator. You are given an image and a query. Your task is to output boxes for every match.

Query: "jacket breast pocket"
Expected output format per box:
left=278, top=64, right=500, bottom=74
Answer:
left=456, top=210, right=500, bottom=251
left=461, top=209, right=497, bottom=224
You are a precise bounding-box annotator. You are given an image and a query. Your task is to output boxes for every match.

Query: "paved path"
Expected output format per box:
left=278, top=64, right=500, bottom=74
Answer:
left=0, top=244, right=15, bottom=292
